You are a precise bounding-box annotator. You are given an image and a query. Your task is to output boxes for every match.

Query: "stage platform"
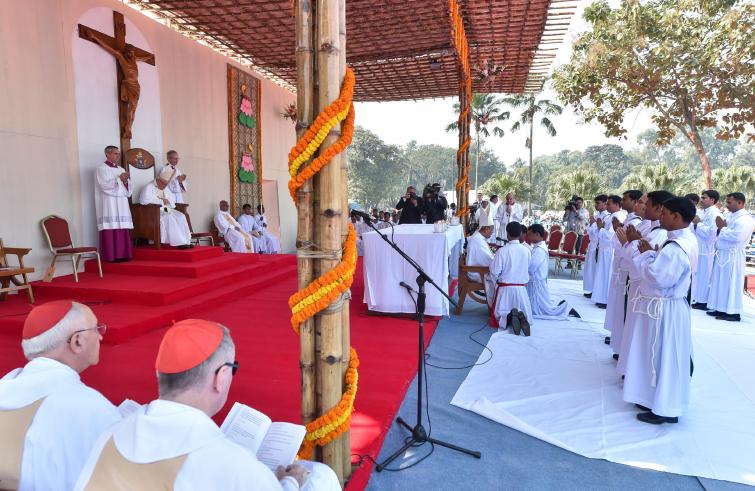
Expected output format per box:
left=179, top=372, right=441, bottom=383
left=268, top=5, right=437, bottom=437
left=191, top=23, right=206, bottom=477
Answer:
left=0, top=248, right=439, bottom=490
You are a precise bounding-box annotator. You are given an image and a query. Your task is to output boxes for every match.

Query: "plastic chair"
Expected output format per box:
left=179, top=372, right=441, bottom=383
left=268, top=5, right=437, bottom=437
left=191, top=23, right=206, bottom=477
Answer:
left=41, top=215, right=102, bottom=282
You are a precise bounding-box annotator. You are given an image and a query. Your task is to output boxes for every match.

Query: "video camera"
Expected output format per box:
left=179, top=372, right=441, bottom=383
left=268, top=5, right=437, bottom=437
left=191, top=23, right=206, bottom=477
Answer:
left=565, top=195, right=579, bottom=211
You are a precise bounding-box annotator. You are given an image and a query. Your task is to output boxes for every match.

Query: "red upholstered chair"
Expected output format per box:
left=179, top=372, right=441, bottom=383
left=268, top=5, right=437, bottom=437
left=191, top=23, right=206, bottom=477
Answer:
left=41, top=215, right=102, bottom=282
left=549, top=224, right=562, bottom=233
left=561, top=234, right=590, bottom=279
left=547, top=229, right=563, bottom=275
left=554, top=231, right=578, bottom=276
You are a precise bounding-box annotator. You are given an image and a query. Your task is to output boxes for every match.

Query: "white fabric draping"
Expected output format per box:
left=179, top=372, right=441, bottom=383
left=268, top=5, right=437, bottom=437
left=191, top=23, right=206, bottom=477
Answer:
left=451, top=278, right=755, bottom=486
left=363, top=224, right=463, bottom=316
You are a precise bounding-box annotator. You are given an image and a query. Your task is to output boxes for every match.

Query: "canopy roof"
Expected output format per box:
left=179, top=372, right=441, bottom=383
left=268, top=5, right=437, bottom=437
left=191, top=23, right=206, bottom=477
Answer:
left=128, top=0, right=576, bottom=101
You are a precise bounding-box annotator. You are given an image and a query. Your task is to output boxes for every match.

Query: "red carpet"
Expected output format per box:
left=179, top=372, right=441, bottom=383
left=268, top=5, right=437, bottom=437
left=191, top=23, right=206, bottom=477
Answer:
left=0, top=249, right=438, bottom=490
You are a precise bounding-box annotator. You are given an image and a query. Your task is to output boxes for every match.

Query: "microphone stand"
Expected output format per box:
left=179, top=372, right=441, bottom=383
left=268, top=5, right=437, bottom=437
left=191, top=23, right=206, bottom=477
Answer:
left=360, top=217, right=481, bottom=471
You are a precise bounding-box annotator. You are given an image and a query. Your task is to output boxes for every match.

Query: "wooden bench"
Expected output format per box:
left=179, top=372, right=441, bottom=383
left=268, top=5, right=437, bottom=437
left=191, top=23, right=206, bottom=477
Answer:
left=0, top=238, right=34, bottom=303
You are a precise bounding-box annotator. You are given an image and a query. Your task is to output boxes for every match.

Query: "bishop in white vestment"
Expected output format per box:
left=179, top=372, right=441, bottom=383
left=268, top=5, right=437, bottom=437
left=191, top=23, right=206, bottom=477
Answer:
left=95, top=146, right=133, bottom=262
left=706, top=193, right=755, bottom=321
left=466, top=216, right=495, bottom=301
left=0, top=301, right=120, bottom=490
left=138, top=173, right=192, bottom=247
left=256, top=205, right=282, bottom=254
left=623, top=198, right=697, bottom=424
left=690, top=190, right=722, bottom=308
left=489, top=223, right=533, bottom=329
left=494, top=193, right=524, bottom=241
left=158, top=150, right=189, bottom=204
left=526, top=225, right=575, bottom=320
left=215, top=201, right=255, bottom=254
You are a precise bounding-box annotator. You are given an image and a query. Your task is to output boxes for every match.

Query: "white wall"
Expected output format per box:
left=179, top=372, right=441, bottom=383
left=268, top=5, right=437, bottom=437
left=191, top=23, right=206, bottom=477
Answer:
left=0, top=0, right=297, bottom=281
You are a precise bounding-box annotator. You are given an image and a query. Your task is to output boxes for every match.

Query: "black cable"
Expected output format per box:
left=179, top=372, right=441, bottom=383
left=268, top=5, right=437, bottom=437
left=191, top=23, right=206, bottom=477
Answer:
left=424, top=319, right=494, bottom=370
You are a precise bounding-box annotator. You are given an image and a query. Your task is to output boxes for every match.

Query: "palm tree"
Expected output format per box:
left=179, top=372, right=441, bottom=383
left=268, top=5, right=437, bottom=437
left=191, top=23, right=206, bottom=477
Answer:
left=501, top=93, right=563, bottom=215
left=447, top=93, right=509, bottom=190
left=479, top=172, right=529, bottom=199
left=713, top=165, right=755, bottom=198
left=619, top=163, right=693, bottom=195
left=546, top=170, right=607, bottom=211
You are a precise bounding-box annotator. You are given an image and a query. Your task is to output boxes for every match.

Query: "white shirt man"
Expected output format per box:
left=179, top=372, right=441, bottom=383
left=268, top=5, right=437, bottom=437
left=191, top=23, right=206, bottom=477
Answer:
left=691, top=191, right=723, bottom=309
left=158, top=150, right=189, bottom=204
left=95, top=146, right=133, bottom=262
left=238, top=206, right=268, bottom=253
left=526, top=226, right=575, bottom=320
left=215, top=201, right=255, bottom=254
left=583, top=198, right=609, bottom=295
left=0, top=301, right=121, bottom=490
left=494, top=193, right=523, bottom=237
left=591, top=196, right=623, bottom=307
left=623, top=198, right=698, bottom=424
left=706, top=193, right=755, bottom=322
left=75, top=319, right=339, bottom=491
left=255, top=206, right=282, bottom=254
left=138, top=172, right=192, bottom=248
left=489, top=223, right=533, bottom=332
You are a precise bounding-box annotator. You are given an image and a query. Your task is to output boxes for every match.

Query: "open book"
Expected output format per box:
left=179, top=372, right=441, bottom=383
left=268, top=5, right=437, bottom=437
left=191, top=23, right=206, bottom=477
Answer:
left=220, top=402, right=306, bottom=470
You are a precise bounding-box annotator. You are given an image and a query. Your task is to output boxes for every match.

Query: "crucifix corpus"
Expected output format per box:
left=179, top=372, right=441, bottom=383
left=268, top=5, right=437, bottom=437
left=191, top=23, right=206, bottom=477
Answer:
left=78, top=11, right=155, bottom=155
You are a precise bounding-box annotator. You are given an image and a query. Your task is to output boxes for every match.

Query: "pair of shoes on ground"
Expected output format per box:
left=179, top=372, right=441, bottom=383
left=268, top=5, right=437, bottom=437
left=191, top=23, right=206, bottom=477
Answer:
left=705, top=310, right=741, bottom=322
left=508, top=308, right=530, bottom=336
left=558, top=300, right=581, bottom=318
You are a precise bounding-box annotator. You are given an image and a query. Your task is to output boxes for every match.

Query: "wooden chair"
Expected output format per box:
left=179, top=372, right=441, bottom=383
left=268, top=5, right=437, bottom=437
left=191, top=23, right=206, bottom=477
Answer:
left=0, top=238, right=34, bottom=303
left=129, top=203, right=162, bottom=248
left=455, top=253, right=490, bottom=315
left=41, top=215, right=102, bottom=283
left=175, top=204, right=214, bottom=246
left=554, top=231, right=578, bottom=276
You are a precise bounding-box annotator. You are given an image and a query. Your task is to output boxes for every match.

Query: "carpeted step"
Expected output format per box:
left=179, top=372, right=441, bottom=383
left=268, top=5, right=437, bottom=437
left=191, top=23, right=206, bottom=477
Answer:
left=84, top=254, right=258, bottom=278
left=132, top=245, right=224, bottom=262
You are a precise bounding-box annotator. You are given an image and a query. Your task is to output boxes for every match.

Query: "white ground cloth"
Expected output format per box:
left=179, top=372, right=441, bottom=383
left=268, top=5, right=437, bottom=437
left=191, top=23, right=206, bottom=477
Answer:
left=451, top=278, right=755, bottom=486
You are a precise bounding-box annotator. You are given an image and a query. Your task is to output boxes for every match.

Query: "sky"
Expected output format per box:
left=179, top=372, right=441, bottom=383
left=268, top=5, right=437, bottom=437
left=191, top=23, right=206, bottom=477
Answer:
left=353, top=1, right=655, bottom=170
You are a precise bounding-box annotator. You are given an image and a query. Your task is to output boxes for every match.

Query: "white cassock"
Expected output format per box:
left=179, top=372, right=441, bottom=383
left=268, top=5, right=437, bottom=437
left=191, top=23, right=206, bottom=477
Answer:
left=138, top=182, right=192, bottom=246
left=591, top=210, right=624, bottom=305
left=255, top=214, right=282, bottom=254
left=489, top=240, right=533, bottom=326
left=158, top=164, right=189, bottom=204
left=237, top=214, right=269, bottom=253
left=623, top=227, right=697, bottom=418
left=691, top=205, right=721, bottom=304
left=0, top=357, right=121, bottom=491
left=707, top=208, right=755, bottom=315
left=606, top=213, right=645, bottom=353
left=466, top=230, right=495, bottom=301
left=74, top=400, right=339, bottom=491
left=94, top=162, right=133, bottom=231
left=527, top=241, right=570, bottom=320
left=494, top=202, right=524, bottom=238
left=215, top=211, right=254, bottom=253
left=617, top=221, right=667, bottom=375
left=489, top=201, right=500, bottom=239
left=582, top=210, right=608, bottom=294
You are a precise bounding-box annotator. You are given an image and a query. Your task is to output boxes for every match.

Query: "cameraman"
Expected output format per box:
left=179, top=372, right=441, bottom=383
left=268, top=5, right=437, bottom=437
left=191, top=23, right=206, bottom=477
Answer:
left=563, top=195, right=589, bottom=252
left=423, top=183, right=448, bottom=223
left=396, top=186, right=423, bottom=224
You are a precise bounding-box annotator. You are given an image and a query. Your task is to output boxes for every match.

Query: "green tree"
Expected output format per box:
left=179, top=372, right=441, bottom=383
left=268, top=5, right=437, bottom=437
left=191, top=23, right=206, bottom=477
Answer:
left=619, top=163, right=693, bottom=195
left=501, top=93, right=563, bottom=215
left=581, top=144, right=638, bottom=188
left=479, top=172, right=529, bottom=200
left=553, top=0, right=755, bottom=189
left=403, top=142, right=457, bottom=188
left=713, top=166, right=755, bottom=198
left=447, top=93, right=509, bottom=190
left=347, top=126, right=405, bottom=208
left=546, top=169, right=607, bottom=211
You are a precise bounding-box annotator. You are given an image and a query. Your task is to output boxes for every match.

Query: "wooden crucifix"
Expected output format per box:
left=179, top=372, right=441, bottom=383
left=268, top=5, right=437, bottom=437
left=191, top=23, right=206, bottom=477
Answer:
left=78, top=11, right=155, bottom=156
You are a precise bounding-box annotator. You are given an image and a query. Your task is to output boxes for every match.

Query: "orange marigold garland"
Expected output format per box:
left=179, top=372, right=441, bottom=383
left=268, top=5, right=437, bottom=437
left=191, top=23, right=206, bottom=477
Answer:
left=288, top=67, right=359, bottom=460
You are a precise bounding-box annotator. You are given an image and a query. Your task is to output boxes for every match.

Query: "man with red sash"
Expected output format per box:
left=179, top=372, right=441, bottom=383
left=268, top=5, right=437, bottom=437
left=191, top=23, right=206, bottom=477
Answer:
left=489, top=222, right=533, bottom=335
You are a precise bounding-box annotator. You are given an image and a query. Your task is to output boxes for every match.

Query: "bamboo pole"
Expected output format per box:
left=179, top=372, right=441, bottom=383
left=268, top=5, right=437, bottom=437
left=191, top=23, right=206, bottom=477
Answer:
left=315, top=0, right=345, bottom=482
left=337, top=0, right=352, bottom=480
left=296, top=0, right=317, bottom=429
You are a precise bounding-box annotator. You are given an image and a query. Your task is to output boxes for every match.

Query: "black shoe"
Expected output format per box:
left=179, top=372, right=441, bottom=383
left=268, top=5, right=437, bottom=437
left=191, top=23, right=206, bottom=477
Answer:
left=604, top=336, right=611, bottom=345
left=716, top=313, right=741, bottom=322
left=584, top=293, right=592, bottom=298
left=510, top=309, right=522, bottom=335
left=177, top=244, right=192, bottom=249
left=612, top=353, right=619, bottom=361
left=517, top=311, right=531, bottom=337
left=596, top=303, right=607, bottom=309
left=706, top=310, right=724, bottom=317
left=635, top=404, right=651, bottom=411
left=691, top=303, right=708, bottom=311
left=637, top=412, right=678, bottom=425
left=569, top=308, right=581, bottom=318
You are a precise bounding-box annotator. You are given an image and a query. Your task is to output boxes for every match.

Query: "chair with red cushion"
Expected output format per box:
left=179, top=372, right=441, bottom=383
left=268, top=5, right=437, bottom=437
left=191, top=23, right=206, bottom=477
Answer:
left=561, top=234, right=590, bottom=279
left=554, top=231, right=578, bottom=276
left=41, top=215, right=102, bottom=282
left=174, top=203, right=214, bottom=247
left=549, top=224, right=562, bottom=233
left=546, top=229, right=564, bottom=273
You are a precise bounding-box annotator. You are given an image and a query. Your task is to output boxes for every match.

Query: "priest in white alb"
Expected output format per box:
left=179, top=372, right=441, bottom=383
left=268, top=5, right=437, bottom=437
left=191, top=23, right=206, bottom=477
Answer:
left=95, top=145, right=133, bottom=262
left=690, top=189, right=722, bottom=310
left=494, top=192, right=523, bottom=240
left=237, top=203, right=268, bottom=253
left=138, top=168, right=193, bottom=248
left=623, top=197, right=698, bottom=425
left=591, top=195, right=623, bottom=308
left=706, top=192, right=755, bottom=322
left=489, top=222, right=533, bottom=334
left=526, top=224, right=579, bottom=320
left=215, top=201, right=255, bottom=253
left=255, top=204, right=282, bottom=254
left=74, top=319, right=339, bottom=491
left=474, top=198, right=495, bottom=244
left=0, top=301, right=120, bottom=490
left=465, top=212, right=495, bottom=301
left=157, top=150, right=189, bottom=204
left=582, top=195, right=608, bottom=297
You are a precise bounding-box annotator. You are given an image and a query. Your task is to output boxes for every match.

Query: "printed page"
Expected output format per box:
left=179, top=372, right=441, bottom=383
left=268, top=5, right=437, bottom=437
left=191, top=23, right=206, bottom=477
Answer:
left=256, top=422, right=306, bottom=470
left=220, top=402, right=272, bottom=456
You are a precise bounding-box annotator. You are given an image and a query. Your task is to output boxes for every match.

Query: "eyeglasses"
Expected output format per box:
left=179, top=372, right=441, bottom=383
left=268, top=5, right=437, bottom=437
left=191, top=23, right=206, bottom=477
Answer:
left=67, top=324, right=107, bottom=343
left=215, top=361, right=239, bottom=376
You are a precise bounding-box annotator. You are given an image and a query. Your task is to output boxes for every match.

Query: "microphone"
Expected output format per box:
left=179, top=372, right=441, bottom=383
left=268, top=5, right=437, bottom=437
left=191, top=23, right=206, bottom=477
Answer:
left=399, top=281, right=414, bottom=292
left=351, top=210, right=374, bottom=224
